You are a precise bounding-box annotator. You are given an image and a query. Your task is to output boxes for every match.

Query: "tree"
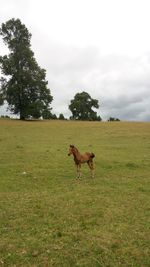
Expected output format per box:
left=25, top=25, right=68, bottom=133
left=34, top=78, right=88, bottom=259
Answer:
left=42, top=110, right=57, bottom=120
left=0, top=18, right=53, bottom=120
left=69, top=91, right=101, bottom=121
left=51, top=114, right=57, bottom=120
left=108, top=117, right=120, bottom=121
left=59, top=113, right=65, bottom=120
left=42, top=109, right=53, bottom=120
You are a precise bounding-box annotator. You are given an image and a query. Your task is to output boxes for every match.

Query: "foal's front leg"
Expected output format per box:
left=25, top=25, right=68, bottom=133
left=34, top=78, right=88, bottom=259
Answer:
left=76, top=164, right=81, bottom=179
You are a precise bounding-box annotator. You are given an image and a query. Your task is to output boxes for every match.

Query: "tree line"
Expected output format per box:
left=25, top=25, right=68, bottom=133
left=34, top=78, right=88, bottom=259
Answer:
left=0, top=19, right=119, bottom=122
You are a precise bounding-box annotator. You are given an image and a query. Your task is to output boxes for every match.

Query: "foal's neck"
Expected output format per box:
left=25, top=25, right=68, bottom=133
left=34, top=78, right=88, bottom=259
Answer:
left=73, top=149, right=81, bottom=161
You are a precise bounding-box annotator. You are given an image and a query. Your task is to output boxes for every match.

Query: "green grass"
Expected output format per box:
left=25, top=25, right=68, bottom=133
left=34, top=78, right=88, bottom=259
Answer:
left=0, top=119, right=150, bottom=267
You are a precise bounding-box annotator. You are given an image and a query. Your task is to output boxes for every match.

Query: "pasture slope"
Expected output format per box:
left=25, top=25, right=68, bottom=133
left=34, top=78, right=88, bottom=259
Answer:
left=0, top=119, right=150, bottom=267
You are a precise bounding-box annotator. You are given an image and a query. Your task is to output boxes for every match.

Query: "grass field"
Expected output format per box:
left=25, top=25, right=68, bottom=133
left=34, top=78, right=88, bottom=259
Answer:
left=0, top=119, right=150, bottom=267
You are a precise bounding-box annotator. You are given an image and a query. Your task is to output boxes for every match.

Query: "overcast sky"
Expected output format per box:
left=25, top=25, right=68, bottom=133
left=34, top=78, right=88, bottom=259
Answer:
left=0, top=0, right=150, bottom=121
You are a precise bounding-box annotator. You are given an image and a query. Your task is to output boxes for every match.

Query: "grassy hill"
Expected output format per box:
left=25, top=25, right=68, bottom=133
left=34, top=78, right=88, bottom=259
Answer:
left=0, top=119, right=150, bottom=266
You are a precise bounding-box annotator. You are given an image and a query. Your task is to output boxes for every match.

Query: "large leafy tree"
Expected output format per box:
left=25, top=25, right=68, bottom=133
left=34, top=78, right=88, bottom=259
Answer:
left=69, top=91, right=101, bottom=121
left=0, top=18, right=53, bottom=120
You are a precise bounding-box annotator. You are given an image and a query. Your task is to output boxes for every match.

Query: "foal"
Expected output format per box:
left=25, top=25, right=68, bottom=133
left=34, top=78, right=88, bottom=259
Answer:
left=68, top=145, right=95, bottom=178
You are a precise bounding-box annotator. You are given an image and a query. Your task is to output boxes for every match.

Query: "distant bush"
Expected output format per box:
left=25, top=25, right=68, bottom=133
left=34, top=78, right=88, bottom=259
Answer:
left=108, top=117, right=120, bottom=121
left=58, top=114, right=65, bottom=120
left=42, top=111, right=57, bottom=120
left=0, top=115, right=10, bottom=119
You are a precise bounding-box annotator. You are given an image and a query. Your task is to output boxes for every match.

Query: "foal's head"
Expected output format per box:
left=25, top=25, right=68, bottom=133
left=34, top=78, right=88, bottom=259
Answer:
left=68, top=145, right=77, bottom=156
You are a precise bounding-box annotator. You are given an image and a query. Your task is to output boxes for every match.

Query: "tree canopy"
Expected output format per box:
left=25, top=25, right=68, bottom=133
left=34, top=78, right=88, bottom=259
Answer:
left=69, top=91, right=101, bottom=121
left=0, top=18, right=53, bottom=120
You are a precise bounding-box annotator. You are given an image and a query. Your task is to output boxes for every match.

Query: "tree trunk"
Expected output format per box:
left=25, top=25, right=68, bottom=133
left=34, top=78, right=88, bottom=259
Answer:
left=20, top=111, right=26, bottom=120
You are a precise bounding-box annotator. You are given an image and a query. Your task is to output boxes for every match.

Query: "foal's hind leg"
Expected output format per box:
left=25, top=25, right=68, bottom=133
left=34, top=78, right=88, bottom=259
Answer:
left=87, top=160, right=94, bottom=178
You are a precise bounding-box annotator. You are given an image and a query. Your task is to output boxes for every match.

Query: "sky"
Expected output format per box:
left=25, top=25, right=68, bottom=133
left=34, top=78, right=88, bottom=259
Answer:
left=0, top=0, right=150, bottom=121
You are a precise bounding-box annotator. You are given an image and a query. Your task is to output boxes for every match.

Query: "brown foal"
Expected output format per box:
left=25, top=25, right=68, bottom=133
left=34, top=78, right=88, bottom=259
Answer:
left=68, top=145, right=95, bottom=178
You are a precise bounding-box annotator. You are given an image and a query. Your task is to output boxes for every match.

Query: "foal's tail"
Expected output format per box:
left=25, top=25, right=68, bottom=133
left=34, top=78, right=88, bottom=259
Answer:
left=90, top=152, right=95, bottom=158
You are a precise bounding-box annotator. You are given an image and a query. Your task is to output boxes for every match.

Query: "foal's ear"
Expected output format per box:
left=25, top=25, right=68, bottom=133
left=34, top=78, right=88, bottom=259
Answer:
left=70, top=144, right=74, bottom=148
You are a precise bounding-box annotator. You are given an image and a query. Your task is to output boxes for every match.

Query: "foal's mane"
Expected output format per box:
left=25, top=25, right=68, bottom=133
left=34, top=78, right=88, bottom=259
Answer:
left=70, top=145, right=79, bottom=153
